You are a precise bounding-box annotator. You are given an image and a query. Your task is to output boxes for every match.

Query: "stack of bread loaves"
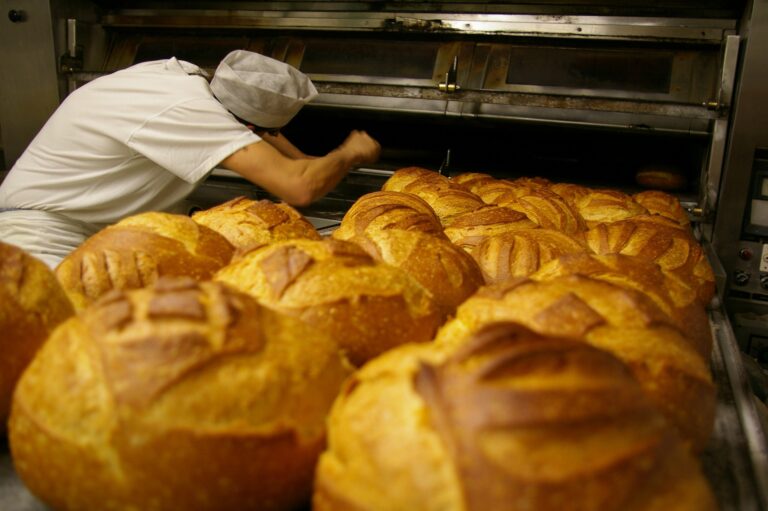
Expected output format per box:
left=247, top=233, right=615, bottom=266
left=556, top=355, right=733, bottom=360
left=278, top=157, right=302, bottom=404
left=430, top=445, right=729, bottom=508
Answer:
left=9, top=277, right=351, bottom=511
left=0, top=242, right=74, bottom=432
left=307, top=166, right=717, bottom=509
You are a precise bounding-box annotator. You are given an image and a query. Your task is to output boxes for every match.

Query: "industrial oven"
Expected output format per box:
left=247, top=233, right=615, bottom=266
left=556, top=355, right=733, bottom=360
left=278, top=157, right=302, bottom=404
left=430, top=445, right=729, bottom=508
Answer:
left=0, top=1, right=767, bottom=509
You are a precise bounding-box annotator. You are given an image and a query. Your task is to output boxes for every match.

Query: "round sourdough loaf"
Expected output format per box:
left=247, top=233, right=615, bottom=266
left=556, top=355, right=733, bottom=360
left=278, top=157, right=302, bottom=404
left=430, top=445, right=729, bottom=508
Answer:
left=381, top=166, right=453, bottom=192
left=347, top=228, right=485, bottom=316
left=497, top=192, right=586, bottom=234
left=332, top=191, right=444, bottom=241
left=215, top=238, right=443, bottom=366
left=314, top=323, right=717, bottom=511
left=532, top=252, right=712, bottom=359
left=9, top=277, right=350, bottom=511
left=574, top=189, right=648, bottom=227
left=633, top=190, right=691, bottom=229
left=584, top=217, right=715, bottom=306
left=434, top=275, right=715, bottom=452
left=443, top=206, right=538, bottom=252
left=191, top=196, right=320, bottom=253
left=382, top=168, right=485, bottom=224
left=55, top=211, right=234, bottom=310
left=472, top=228, right=589, bottom=284
left=0, top=242, right=74, bottom=430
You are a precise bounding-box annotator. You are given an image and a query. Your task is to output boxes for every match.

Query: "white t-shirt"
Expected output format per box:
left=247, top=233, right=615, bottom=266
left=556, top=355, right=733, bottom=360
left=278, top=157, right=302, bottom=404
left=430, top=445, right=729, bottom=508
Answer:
left=0, top=57, right=261, bottom=231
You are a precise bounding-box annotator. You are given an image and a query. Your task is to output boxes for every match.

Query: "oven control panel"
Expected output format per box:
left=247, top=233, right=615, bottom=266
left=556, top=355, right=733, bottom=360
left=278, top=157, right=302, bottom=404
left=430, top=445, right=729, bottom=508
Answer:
left=729, top=241, right=768, bottom=300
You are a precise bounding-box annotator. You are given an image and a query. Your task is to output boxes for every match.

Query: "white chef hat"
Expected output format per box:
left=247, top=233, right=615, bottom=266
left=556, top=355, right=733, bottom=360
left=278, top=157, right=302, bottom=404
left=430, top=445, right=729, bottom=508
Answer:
left=210, top=50, right=318, bottom=128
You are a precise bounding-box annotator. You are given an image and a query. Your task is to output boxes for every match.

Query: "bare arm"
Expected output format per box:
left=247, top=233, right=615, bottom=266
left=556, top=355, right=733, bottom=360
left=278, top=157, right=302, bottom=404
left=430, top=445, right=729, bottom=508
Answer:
left=220, top=130, right=380, bottom=207
left=258, top=131, right=314, bottom=159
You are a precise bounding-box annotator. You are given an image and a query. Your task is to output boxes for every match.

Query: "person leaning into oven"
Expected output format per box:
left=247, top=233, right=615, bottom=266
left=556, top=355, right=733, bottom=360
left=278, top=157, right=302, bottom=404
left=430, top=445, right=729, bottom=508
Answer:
left=0, top=49, right=380, bottom=269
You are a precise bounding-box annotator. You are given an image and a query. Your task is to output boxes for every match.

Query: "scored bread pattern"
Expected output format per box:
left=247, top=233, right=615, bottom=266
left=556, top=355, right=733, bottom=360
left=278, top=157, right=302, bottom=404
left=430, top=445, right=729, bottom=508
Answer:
left=414, top=323, right=715, bottom=510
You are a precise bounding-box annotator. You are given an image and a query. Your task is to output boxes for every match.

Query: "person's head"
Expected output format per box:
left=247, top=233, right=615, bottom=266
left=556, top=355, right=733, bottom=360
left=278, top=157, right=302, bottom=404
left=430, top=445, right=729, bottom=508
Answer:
left=210, top=50, right=318, bottom=131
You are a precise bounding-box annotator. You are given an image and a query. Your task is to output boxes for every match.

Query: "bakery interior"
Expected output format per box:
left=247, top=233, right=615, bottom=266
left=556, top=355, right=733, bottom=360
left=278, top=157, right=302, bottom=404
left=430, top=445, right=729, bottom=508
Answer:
left=1, top=0, right=768, bottom=510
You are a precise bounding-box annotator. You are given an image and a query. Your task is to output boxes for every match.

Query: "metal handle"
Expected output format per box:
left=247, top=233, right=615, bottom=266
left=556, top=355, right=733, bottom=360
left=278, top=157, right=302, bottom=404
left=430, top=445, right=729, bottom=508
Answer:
left=67, top=19, right=77, bottom=57
left=438, top=56, right=460, bottom=93
left=8, top=9, right=26, bottom=22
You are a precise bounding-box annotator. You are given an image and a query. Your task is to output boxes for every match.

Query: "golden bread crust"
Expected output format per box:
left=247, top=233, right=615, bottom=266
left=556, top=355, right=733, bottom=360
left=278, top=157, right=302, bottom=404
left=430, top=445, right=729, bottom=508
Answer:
left=9, top=277, right=350, bottom=511
left=314, top=324, right=717, bottom=511
left=332, top=191, right=444, bottom=241
left=532, top=253, right=712, bottom=358
left=575, top=190, right=648, bottom=227
left=473, top=228, right=589, bottom=284
left=633, top=191, right=691, bottom=228
left=192, top=196, right=320, bottom=252
left=347, top=228, right=485, bottom=316
left=434, top=276, right=715, bottom=451
left=585, top=218, right=715, bottom=306
left=443, top=206, right=538, bottom=252
left=215, top=238, right=443, bottom=366
left=0, top=242, right=74, bottom=428
left=55, top=212, right=234, bottom=310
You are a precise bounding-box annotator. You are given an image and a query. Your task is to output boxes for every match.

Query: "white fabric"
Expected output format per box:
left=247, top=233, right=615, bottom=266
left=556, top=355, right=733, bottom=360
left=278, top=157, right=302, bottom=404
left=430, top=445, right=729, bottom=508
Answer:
left=0, top=57, right=261, bottom=233
left=210, top=50, right=317, bottom=128
left=0, top=210, right=94, bottom=269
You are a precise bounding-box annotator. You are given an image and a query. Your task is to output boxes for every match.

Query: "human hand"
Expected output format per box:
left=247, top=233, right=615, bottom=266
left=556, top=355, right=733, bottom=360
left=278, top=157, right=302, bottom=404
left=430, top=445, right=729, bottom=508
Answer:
left=340, top=130, right=381, bottom=167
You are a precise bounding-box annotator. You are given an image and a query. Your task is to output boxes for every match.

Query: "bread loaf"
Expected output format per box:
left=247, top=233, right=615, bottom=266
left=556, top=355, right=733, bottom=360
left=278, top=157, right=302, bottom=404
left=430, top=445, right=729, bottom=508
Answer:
left=473, top=228, right=589, bottom=284
left=450, top=172, right=497, bottom=193
left=214, top=238, right=443, bottom=366
left=585, top=218, right=715, bottom=306
left=467, top=179, right=523, bottom=205
left=9, top=277, right=350, bottom=511
left=382, top=166, right=453, bottom=192
left=331, top=191, right=444, bottom=241
left=55, top=211, right=234, bottom=310
left=314, top=323, right=717, bottom=511
left=397, top=184, right=486, bottom=225
left=549, top=182, right=592, bottom=208
left=434, top=275, right=715, bottom=451
left=192, top=196, right=320, bottom=252
left=635, top=167, right=687, bottom=191
left=531, top=253, right=712, bottom=358
left=574, top=189, right=648, bottom=227
left=0, top=242, right=74, bottom=430
left=633, top=190, right=691, bottom=229
left=347, top=228, right=485, bottom=316
left=443, top=206, right=538, bottom=252
left=497, top=193, right=586, bottom=233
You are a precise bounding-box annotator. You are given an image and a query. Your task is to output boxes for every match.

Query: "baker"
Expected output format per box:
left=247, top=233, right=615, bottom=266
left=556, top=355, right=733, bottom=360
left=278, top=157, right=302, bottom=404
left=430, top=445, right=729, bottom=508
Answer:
left=0, top=49, right=380, bottom=268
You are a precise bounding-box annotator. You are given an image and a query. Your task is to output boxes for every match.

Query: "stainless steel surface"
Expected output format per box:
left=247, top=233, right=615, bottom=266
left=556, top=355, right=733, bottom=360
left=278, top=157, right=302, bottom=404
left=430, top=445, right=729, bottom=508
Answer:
left=0, top=0, right=61, bottom=169
left=100, top=9, right=736, bottom=42
left=714, top=0, right=768, bottom=310
left=709, top=307, right=768, bottom=510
